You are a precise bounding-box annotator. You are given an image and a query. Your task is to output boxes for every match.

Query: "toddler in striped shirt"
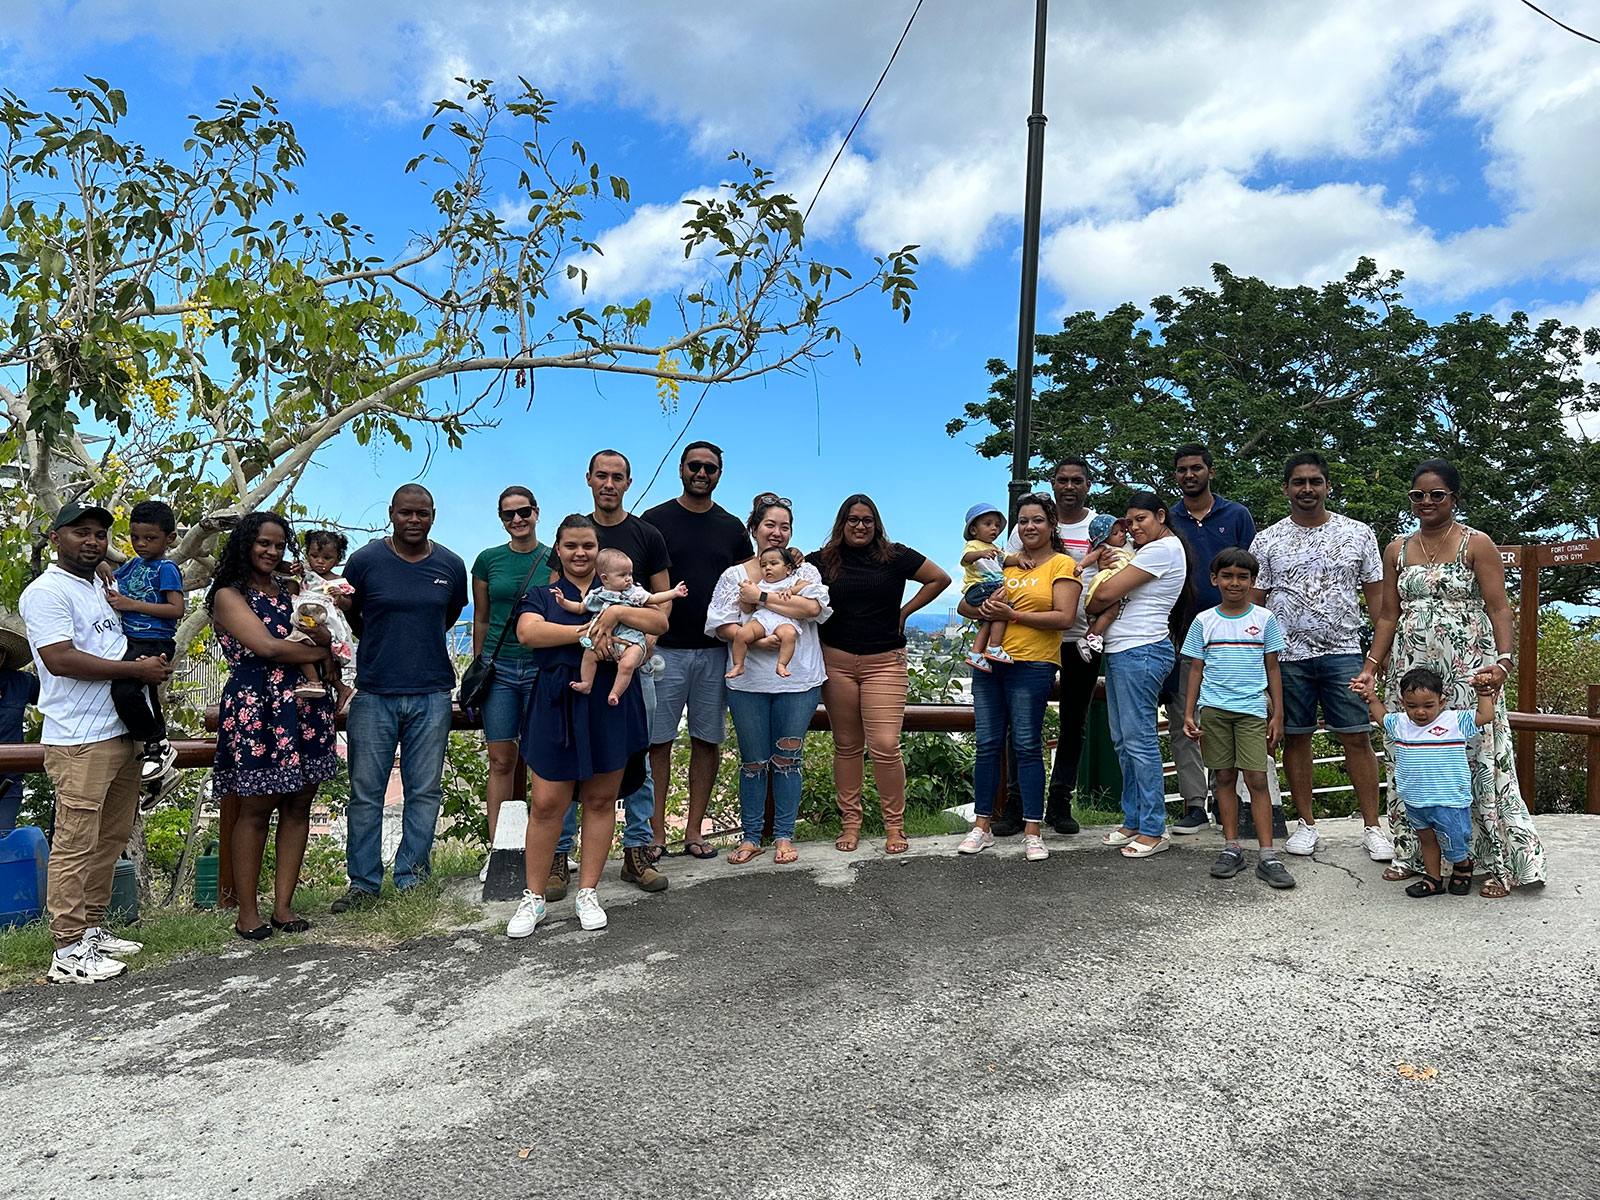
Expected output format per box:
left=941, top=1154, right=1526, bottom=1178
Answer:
left=1352, top=666, right=1495, bottom=899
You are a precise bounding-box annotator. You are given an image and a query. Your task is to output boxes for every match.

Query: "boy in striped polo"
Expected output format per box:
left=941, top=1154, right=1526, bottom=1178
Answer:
left=1352, top=666, right=1495, bottom=898
left=1180, top=548, right=1291, bottom=888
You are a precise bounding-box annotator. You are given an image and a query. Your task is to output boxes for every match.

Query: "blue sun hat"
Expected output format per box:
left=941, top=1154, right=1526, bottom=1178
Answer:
left=1088, top=513, right=1118, bottom=548
left=964, top=502, right=1004, bottom=540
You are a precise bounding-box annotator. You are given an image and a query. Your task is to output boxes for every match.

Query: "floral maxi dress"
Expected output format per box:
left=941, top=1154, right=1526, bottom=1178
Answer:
left=1385, top=531, right=1546, bottom=888
left=213, top=586, right=339, bottom=797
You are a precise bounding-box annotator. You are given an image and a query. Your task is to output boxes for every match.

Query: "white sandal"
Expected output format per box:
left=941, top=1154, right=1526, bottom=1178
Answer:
left=1101, top=828, right=1138, bottom=848
left=1120, top=836, right=1172, bottom=858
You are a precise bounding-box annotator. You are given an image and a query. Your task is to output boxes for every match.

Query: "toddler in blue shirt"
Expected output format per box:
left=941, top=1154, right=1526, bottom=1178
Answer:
left=107, top=500, right=184, bottom=796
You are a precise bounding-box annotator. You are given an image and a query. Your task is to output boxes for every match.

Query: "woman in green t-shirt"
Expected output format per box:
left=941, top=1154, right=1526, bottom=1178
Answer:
left=470, top=486, right=553, bottom=859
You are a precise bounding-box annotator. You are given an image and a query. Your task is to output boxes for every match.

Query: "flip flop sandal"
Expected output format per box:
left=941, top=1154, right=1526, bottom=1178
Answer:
left=727, top=843, right=765, bottom=865
left=1382, top=864, right=1415, bottom=882
left=683, top=841, right=719, bottom=859
left=1447, top=864, right=1474, bottom=896
left=644, top=844, right=666, bottom=864
left=1404, top=875, right=1446, bottom=898
left=773, top=845, right=799, bottom=864
left=1479, top=879, right=1510, bottom=899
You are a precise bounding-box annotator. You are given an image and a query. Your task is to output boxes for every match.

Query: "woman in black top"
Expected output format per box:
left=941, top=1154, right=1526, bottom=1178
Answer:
left=810, top=494, right=949, bottom=853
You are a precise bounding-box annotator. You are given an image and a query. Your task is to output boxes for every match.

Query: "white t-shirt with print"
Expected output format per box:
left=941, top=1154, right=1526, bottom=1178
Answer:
left=1104, top=535, right=1187, bottom=654
left=1250, top=513, right=1382, bottom=662
left=1005, top=510, right=1097, bottom=642
left=19, top=564, right=129, bottom=745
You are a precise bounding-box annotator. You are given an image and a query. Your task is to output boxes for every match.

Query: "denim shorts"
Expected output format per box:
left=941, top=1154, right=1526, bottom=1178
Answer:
left=1279, top=652, right=1370, bottom=735
left=650, top=647, right=730, bottom=745
left=1405, top=803, right=1473, bottom=864
left=479, top=653, right=540, bottom=743
left=963, top=579, right=1003, bottom=607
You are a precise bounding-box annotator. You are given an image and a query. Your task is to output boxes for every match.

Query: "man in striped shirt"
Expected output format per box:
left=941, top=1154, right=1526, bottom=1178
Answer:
left=20, top=502, right=173, bottom=983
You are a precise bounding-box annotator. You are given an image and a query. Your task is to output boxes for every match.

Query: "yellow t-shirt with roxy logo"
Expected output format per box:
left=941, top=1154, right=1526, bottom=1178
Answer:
left=999, top=552, right=1081, bottom=664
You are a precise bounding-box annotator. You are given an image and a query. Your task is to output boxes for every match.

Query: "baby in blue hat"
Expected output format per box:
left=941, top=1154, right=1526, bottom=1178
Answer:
left=1079, top=513, right=1132, bottom=660
left=959, top=502, right=1017, bottom=672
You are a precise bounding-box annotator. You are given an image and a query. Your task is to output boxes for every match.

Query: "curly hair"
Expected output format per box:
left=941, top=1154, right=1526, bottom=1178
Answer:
left=302, top=528, right=348, bottom=560
left=1012, top=492, right=1066, bottom=556
left=205, top=511, right=295, bottom=613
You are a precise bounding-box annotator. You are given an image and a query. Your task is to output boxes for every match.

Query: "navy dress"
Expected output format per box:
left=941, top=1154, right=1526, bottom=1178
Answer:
left=516, top=579, right=646, bottom=782
left=213, top=586, right=338, bottom=797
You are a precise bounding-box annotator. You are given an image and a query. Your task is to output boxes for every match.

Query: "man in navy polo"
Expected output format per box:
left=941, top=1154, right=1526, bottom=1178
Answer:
left=1163, top=443, right=1284, bottom=836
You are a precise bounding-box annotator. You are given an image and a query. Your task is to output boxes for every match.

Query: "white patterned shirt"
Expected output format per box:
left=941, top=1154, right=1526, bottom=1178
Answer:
left=1250, top=513, right=1382, bottom=662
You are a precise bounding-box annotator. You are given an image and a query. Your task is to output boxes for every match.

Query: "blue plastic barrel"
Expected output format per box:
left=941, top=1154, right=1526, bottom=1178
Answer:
left=0, top=826, right=49, bottom=928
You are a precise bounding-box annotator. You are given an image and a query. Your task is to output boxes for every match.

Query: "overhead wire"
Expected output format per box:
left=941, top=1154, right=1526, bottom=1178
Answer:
left=1518, top=0, right=1600, bottom=44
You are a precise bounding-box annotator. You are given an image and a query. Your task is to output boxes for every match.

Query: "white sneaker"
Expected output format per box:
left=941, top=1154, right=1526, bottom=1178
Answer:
left=574, top=887, right=607, bottom=931
left=47, top=943, right=127, bottom=984
left=1284, top=819, right=1320, bottom=856
left=1363, top=825, right=1395, bottom=862
left=1023, top=834, right=1049, bottom=862
left=506, top=890, right=545, bottom=938
left=957, top=827, right=994, bottom=855
left=85, top=927, right=144, bottom=957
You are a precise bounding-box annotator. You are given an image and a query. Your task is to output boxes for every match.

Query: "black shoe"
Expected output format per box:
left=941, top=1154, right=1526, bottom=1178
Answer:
left=1210, top=847, right=1247, bottom=878
left=990, top=817, right=1025, bottom=838
left=1271, top=806, right=1289, bottom=840
left=1046, top=812, right=1080, bottom=835
left=1256, top=856, right=1296, bottom=889
left=330, top=886, right=378, bottom=915
left=1171, top=807, right=1210, bottom=836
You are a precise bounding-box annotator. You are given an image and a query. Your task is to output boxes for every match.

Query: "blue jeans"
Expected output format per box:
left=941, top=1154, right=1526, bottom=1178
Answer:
left=345, top=690, right=454, bottom=894
left=1106, top=640, right=1175, bottom=837
left=725, top=685, right=821, bottom=843
left=558, top=667, right=656, bottom=853
left=973, top=661, right=1056, bottom=823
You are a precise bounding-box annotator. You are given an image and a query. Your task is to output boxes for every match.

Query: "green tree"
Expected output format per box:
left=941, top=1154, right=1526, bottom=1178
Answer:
left=949, top=260, right=1600, bottom=599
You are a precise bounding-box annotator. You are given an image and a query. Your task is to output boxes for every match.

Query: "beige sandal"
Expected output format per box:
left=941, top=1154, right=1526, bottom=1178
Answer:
left=884, top=828, right=909, bottom=855
left=834, top=829, right=861, bottom=852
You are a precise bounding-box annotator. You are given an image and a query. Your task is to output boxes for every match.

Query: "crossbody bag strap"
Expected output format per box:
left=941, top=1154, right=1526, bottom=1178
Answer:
left=486, top=544, right=550, bottom=663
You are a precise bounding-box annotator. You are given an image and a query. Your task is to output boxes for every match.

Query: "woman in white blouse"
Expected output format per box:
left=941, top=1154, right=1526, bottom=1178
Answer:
left=705, top=493, right=832, bottom=866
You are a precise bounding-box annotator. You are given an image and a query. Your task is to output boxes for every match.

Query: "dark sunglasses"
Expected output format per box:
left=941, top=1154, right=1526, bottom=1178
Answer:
left=499, top=505, right=536, bottom=522
left=684, top=461, right=720, bottom=475
left=754, top=493, right=792, bottom=509
left=1407, top=489, right=1452, bottom=505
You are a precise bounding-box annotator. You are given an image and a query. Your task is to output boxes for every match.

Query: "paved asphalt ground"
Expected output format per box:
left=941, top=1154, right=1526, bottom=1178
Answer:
left=4, top=816, right=1598, bottom=1200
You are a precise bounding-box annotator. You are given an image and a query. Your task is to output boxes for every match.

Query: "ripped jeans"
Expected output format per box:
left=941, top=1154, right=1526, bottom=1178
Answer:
left=725, top=685, right=821, bottom=843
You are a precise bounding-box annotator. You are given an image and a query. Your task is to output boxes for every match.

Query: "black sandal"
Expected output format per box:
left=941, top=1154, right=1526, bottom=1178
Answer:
left=1404, top=875, right=1446, bottom=898
left=234, top=923, right=273, bottom=941
left=1447, top=862, right=1474, bottom=896
left=271, top=917, right=312, bottom=933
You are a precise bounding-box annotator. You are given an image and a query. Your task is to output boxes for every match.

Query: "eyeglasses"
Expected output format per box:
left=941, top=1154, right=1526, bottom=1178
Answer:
left=1407, top=489, right=1452, bottom=505
left=754, top=493, right=792, bottom=509
left=845, top=515, right=875, bottom=527
left=684, top=461, right=720, bottom=475
left=499, top=505, right=536, bottom=522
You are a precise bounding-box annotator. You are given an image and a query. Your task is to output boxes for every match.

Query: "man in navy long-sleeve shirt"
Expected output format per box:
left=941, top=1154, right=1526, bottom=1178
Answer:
left=333, top=484, right=467, bottom=911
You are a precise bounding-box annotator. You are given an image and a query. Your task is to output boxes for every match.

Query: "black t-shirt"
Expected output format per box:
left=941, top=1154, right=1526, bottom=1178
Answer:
left=593, top=513, right=671, bottom=591
left=808, top=542, right=927, bottom=656
left=641, top=499, right=753, bottom=649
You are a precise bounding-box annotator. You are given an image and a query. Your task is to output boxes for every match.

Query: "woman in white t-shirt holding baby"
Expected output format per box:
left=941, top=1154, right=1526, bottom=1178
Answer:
left=1083, top=490, right=1194, bottom=858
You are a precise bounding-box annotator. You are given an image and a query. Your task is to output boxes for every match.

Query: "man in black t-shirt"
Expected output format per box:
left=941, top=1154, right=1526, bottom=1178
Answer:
left=642, top=441, right=753, bottom=860
left=554, top=450, right=673, bottom=896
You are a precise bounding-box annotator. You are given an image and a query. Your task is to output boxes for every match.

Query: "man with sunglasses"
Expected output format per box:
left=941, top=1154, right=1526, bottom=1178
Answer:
left=1249, top=451, right=1392, bottom=862
left=642, top=442, right=753, bottom=858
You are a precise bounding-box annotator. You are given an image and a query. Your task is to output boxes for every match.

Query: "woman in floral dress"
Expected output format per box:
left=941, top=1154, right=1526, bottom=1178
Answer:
left=1359, top=460, right=1546, bottom=897
left=206, top=512, right=339, bottom=939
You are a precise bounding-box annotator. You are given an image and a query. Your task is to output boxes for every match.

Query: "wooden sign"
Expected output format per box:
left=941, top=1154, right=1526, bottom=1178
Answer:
left=1497, top=545, right=1520, bottom=567
left=1537, top=539, right=1600, bottom=568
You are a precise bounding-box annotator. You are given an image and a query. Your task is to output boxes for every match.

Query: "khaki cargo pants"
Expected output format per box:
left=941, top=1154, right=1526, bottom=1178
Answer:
left=44, top=736, right=141, bottom=949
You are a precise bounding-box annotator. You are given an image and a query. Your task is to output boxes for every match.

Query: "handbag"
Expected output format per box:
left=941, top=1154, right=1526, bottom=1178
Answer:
left=458, top=546, right=549, bottom=711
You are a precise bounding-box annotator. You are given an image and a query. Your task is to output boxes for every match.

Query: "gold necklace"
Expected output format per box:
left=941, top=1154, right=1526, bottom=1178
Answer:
left=1414, top=522, right=1460, bottom=564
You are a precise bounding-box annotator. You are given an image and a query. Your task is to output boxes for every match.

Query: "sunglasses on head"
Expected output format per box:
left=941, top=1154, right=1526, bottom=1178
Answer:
left=755, top=493, right=792, bottom=509
left=499, top=505, right=536, bottom=522
left=684, top=461, right=720, bottom=475
left=1407, top=489, right=1452, bottom=505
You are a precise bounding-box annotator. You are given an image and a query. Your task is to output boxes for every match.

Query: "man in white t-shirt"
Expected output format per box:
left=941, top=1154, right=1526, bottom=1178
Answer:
left=998, top=456, right=1098, bottom=836
left=20, top=502, right=173, bottom=984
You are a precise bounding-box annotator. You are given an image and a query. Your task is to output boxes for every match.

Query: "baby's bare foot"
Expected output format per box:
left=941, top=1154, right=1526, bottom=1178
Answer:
left=570, top=681, right=592, bottom=694
left=607, top=692, right=622, bottom=706
left=775, top=663, right=791, bottom=677
left=724, top=665, right=744, bottom=679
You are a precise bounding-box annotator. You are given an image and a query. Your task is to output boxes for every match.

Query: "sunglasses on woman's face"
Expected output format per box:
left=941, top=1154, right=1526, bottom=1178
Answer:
left=1407, top=490, right=1452, bottom=505
left=499, top=505, right=536, bottom=522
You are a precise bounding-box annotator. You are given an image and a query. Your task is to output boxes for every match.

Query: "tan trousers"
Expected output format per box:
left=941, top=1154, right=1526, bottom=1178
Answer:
left=44, top=736, right=141, bottom=948
left=821, top=647, right=909, bottom=832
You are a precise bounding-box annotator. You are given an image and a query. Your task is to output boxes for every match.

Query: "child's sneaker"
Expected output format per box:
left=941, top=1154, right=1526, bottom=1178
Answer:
left=966, top=650, right=993, bottom=674
left=1210, top=846, right=1247, bottom=878
left=139, top=766, right=184, bottom=811
left=1076, top=640, right=1095, bottom=662
left=1256, top=856, right=1296, bottom=889
left=140, top=740, right=176, bottom=782
left=1082, top=633, right=1104, bottom=654
left=574, top=887, right=607, bottom=931
left=984, top=646, right=1016, bottom=664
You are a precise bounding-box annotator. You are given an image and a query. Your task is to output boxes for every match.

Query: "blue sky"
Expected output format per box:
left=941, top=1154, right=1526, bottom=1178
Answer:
left=5, top=1, right=1600, bottom=609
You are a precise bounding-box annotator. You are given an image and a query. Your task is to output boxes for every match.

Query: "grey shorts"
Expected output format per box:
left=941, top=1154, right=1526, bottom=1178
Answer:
left=650, top=647, right=731, bottom=745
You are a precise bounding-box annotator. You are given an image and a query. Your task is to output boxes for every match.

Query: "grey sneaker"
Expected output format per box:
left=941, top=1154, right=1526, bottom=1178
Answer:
left=329, top=886, right=378, bottom=915
left=1256, top=857, right=1296, bottom=889
left=1172, top=807, right=1210, bottom=836
left=1210, top=847, right=1247, bottom=878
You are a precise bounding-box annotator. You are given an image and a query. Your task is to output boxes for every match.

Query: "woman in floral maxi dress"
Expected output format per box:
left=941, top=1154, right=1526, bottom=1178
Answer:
left=207, top=513, right=339, bottom=939
left=1360, top=461, right=1546, bottom=897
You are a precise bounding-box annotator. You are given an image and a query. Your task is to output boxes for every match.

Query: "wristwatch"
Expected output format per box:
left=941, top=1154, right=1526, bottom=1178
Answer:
left=758, top=589, right=770, bottom=604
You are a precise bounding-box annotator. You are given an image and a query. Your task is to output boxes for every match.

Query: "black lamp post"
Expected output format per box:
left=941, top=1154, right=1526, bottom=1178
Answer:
left=1008, top=0, right=1049, bottom=521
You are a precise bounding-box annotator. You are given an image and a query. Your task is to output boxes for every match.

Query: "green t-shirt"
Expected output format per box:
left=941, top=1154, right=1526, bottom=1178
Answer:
left=470, top=542, right=551, bottom=661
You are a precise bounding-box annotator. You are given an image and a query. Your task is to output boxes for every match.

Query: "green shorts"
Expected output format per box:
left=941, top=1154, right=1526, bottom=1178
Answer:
left=1199, top=706, right=1269, bottom=772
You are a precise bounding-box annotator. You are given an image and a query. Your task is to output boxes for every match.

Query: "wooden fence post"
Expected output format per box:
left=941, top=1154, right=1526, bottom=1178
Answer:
left=1515, top=546, right=1539, bottom=813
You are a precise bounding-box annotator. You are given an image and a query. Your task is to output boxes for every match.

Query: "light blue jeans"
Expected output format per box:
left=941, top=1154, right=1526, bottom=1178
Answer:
left=725, top=685, right=821, bottom=843
left=345, top=690, right=454, bottom=894
left=558, top=666, right=656, bottom=853
left=1106, top=639, right=1175, bottom=837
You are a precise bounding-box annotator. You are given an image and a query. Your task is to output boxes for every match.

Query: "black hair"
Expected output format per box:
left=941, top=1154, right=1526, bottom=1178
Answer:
left=1125, top=490, right=1197, bottom=645
left=1173, top=443, right=1213, bottom=469
left=816, top=493, right=894, bottom=579
left=303, top=529, right=348, bottom=560
left=497, top=485, right=538, bottom=509
left=391, top=483, right=433, bottom=506
left=1282, top=451, right=1329, bottom=484
left=1411, top=458, right=1461, bottom=494
left=551, top=513, right=599, bottom=578
left=1012, top=492, right=1067, bottom=555
left=129, top=500, right=176, bottom=534
left=205, top=512, right=294, bottom=613
left=759, top=545, right=801, bottom=570
left=587, top=448, right=631, bottom=476
left=746, top=493, right=793, bottom=537
left=680, top=440, right=723, bottom=467
left=1209, top=547, right=1259, bottom=578
left=1399, top=666, right=1446, bottom=697
left=1051, top=455, right=1093, bottom=483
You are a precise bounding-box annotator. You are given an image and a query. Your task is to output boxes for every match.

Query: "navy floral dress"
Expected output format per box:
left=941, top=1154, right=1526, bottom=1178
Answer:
left=213, top=585, right=338, bottom=797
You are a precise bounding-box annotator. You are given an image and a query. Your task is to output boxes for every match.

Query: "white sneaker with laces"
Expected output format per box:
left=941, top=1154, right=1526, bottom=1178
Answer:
left=1362, top=825, right=1395, bottom=862
left=1284, top=819, right=1319, bottom=856
left=85, top=927, right=144, bottom=957
left=574, top=887, right=607, bottom=931
left=957, top=826, right=994, bottom=855
left=47, top=942, right=128, bottom=984
left=506, top=890, right=545, bottom=938
left=1023, top=833, right=1049, bottom=862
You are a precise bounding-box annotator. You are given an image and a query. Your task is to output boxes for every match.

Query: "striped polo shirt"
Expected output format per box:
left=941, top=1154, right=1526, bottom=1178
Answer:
left=1383, top=711, right=1477, bottom=809
left=1179, top=604, right=1286, bottom=718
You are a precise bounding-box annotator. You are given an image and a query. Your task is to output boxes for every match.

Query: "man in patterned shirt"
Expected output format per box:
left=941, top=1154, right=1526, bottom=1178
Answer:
left=1249, top=451, right=1394, bottom=862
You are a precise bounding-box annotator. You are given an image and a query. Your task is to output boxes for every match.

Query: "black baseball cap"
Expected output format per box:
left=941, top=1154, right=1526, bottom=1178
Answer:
left=51, top=501, right=114, bottom=531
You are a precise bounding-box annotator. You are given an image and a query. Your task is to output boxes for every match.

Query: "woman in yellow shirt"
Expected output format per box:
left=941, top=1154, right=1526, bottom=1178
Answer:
left=954, top=493, right=1082, bottom=862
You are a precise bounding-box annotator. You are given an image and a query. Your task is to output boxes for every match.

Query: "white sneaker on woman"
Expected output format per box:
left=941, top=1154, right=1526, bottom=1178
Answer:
left=957, top=827, right=994, bottom=855
left=1023, top=834, right=1049, bottom=862
left=574, top=887, right=607, bottom=930
left=507, top=891, right=545, bottom=938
